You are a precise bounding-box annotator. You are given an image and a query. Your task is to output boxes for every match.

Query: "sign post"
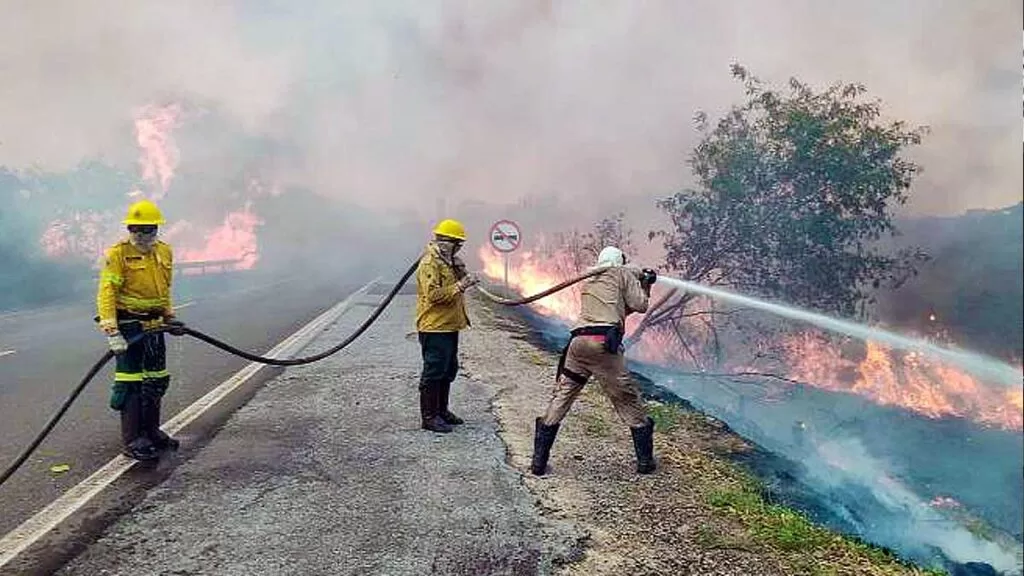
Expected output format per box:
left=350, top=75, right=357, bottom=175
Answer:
left=488, top=219, right=522, bottom=291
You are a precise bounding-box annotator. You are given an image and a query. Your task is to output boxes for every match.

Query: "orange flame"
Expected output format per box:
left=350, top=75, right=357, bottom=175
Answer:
left=478, top=245, right=579, bottom=318
left=133, top=103, right=181, bottom=199
left=39, top=210, right=118, bottom=262
left=37, top=102, right=264, bottom=271
left=479, top=246, right=1024, bottom=431
left=167, top=203, right=263, bottom=271
left=782, top=333, right=1023, bottom=430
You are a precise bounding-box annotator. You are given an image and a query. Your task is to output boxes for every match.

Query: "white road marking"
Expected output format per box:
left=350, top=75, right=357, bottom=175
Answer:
left=0, top=350, right=15, bottom=359
left=0, top=278, right=382, bottom=569
left=172, top=300, right=195, bottom=311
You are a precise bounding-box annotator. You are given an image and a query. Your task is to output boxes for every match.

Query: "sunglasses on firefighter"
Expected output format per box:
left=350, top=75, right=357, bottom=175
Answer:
left=128, top=225, right=158, bottom=235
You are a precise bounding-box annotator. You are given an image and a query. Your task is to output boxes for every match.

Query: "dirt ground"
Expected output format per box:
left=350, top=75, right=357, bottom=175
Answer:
left=458, top=294, right=943, bottom=576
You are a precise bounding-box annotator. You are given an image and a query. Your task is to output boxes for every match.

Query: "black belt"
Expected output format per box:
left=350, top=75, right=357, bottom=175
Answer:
left=92, top=310, right=164, bottom=324
left=116, top=310, right=163, bottom=321
left=569, top=325, right=616, bottom=337
left=556, top=324, right=623, bottom=384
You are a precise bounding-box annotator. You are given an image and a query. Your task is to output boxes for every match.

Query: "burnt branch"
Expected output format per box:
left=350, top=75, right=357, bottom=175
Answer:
left=677, top=370, right=808, bottom=387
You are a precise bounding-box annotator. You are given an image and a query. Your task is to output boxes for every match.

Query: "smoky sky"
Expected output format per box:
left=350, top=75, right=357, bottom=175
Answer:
left=2, top=0, right=1020, bottom=218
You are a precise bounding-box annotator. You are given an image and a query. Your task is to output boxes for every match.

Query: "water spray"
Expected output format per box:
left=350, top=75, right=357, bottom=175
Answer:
left=654, top=276, right=1023, bottom=388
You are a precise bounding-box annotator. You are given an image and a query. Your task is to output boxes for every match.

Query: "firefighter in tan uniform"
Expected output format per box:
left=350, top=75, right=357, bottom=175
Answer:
left=415, top=219, right=479, bottom=433
left=530, top=246, right=658, bottom=475
left=96, top=199, right=185, bottom=461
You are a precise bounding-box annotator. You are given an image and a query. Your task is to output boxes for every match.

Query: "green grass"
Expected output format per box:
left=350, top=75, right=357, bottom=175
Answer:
left=707, top=488, right=827, bottom=551
left=704, top=470, right=947, bottom=575
left=647, top=402, right=684, bottom=432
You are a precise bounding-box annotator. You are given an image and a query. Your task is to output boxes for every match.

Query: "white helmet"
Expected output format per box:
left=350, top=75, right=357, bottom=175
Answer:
left=596, top=246, right=626, bottom=267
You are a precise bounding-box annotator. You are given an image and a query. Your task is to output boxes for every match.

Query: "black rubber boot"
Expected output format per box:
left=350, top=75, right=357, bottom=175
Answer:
left=146, top=395, right=179, bottom=452
left=120, top=392, right=158, bottom=461
left=530, top=417, right=560, bottom=476
left=420, top=383, right=452, bottom=433
left=438, top=381, right=464, bottom=425
left=630, top=417, right=657, bottom=474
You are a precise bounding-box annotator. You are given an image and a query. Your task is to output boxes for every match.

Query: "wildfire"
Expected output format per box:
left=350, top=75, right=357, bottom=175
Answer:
left=36, top=101, right=264, bottom=272
left=133, top=103, right=181, bottom=199
left=783, top=333, right=1023, bottom=430
left=478, top=246, right=1024, bottom=431
left=170, top=203, right=263, bottom=271
left=478, top=246, right=579, bottom=318
left=39, top=210, right=118, bottom=261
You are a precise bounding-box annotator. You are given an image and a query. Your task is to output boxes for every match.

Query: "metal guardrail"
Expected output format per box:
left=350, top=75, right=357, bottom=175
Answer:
left=173, top=259, right=245, bottom=274
left=87, top=258, right=246, bottom=274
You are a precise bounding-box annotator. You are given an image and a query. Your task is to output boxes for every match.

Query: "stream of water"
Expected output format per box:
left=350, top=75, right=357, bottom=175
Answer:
left=656, top=276, right=1023, bottom=388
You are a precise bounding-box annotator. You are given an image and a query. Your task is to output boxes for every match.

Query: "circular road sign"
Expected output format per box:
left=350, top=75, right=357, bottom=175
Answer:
left=489, top=220, right=521, bottom=253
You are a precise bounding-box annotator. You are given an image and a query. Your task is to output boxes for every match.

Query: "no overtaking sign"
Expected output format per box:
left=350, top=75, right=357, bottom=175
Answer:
left=489, top=220, right=521, bottom=253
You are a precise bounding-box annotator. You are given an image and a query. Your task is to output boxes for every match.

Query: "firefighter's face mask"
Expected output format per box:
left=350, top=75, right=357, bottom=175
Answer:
left=128, top=225, right=158, bottom=251
left=435, top=237, right=463, bottom=261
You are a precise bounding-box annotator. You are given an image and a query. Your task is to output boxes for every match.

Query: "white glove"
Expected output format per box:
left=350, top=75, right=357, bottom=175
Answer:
left=107, top=332, right=128, bottom=355
left=457, top=274, right=480, bottom=292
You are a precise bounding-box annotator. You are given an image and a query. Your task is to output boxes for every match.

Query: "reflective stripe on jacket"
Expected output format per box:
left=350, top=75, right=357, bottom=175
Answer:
left=96, top=240, right=174, bottom=331
left=415, top=242, right=469, bottom=333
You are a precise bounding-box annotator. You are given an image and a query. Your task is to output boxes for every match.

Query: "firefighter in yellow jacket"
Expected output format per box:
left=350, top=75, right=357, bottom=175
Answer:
left=415, top=219, right=478, bottom=433
left=96, top=199, right=185, bottom=461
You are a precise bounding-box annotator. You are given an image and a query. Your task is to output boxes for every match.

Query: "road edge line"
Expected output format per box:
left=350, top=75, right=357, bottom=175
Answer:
left=0, top=278, right=383, bottom=569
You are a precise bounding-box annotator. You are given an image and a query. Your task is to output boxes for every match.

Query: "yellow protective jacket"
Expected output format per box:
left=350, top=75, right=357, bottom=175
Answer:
left=96, top=239, right=174, bottom=331
left=415, top=242, right=469, bottom=333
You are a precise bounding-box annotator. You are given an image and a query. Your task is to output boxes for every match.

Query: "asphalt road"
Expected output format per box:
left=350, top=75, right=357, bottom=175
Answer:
left=0, top=270, right=363, bottom=537
left=54, top=294, right=580, bottom=576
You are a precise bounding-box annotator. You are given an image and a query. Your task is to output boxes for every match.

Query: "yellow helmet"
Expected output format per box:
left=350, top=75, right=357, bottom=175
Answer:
left=432, top=218, right=467, bottom=241
left=122, top=199, right=166, bottom=225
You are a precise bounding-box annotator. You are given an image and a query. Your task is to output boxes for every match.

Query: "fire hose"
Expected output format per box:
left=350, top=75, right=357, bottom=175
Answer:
left=0, top=259, right=614, bottom=489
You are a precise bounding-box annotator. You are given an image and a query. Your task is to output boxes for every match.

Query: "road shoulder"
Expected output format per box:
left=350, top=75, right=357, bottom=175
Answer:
left=467, top=294, right=943, bottom=576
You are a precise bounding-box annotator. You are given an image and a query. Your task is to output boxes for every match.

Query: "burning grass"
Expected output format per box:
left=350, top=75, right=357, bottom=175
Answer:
left=466, top=291, right=954, bottom=576
left=479, top=245, right=1024, bottom=433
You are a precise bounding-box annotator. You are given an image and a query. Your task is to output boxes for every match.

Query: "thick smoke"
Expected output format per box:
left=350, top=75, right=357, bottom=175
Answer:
left=2, top=2, right=1021, bottom=569
left=1, top=2, right=1020, bottom=303
left=2, top=0, right=1020, bottom=221
left=0, top=1, right=290, bottom=170
left=804, top=437, right=1022, bottom=574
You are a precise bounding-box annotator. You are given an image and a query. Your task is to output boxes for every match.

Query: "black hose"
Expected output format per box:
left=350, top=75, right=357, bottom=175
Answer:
left=0, top=260, right=417, bottom=489
left=0, top=257, right=596, bottom=489
left=181, top=259, right=418, bottom=366
left=0, top=338, right=144, bottom=488
left=475, top=265, right=609, bottom=306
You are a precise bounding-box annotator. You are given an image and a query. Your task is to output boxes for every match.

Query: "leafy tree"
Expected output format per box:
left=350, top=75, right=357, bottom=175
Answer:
left=646, top=65, right=927, bottom=327
left=636, top=65, right=929, bottom=371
